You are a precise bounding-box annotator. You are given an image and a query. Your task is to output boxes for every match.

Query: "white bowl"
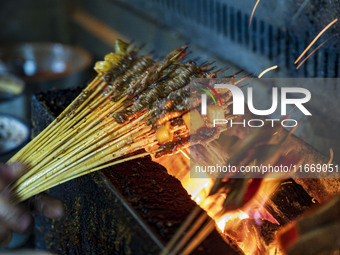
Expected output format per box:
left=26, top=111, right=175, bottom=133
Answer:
left=0, top=114, right=29, bottom=157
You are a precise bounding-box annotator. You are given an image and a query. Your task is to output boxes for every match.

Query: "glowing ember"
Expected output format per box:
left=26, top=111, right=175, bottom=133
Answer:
left=249, top=0, right=261, bottom=29
left=154, top=152, right=283, bottom=255
left=294, top=18, right=338, bottom=65
left=296, top=36, right=335, bottom=69
left=216, top=211, right=249, bottom=232
left=258, top=65, right=278, bottom=78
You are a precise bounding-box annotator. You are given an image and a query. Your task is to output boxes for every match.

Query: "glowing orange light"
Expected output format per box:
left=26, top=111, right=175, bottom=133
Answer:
left=327, top=148, right=334, bottom=166
left=294, top=18, right=338, bottom=64
left=296, top=36, right=334, bottom=69
left=249, top=0, right=261, bottom=29
left=216, top=211, right=249, bottom=232
left=180, top=149, right=190, bottom=160
left=154, top=145, right=283, bottom=254
left=258, top=65, right=278, bottom=78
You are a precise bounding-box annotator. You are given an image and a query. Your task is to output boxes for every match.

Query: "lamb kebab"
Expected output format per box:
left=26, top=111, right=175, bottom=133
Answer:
left=7, top=40, right=237, bottom=203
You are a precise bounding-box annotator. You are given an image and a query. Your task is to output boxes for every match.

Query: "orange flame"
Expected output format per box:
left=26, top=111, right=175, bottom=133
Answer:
left=154, top=151, right=283, bottom=254
left=249, top=0, right=261, bottom=29
left=294, top=18, right=338, bottom=65
left=216, top=211, right=249, bottom=232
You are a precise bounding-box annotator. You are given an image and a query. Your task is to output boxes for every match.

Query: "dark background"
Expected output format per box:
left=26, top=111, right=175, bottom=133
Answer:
left=0, top=0, right=339, bottom=160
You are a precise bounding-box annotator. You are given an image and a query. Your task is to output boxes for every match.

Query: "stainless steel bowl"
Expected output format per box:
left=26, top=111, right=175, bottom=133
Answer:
left=0, top=42, right=93, bottom=121
left=0, top=42, right=92, bottom=83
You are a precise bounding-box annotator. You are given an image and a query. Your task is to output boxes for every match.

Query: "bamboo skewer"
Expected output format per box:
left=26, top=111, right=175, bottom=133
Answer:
left=15, top=78, right=106, bottom=158
left=13, top=105, right=149, bottom=195
left=170, top=212, right=210, bottom=255
left=8, top=42, right=226, bottom=215
left=13, top=136, right=159, bottom=203
left=26, top=93, right=113, bottom=161
left=13, top=149, right=158, bottom=203
left=160, top=206, right=202, bottom=255
left=13, top=118, right=149, bottom=195
left=161, top=196, right=227, bottom=255
left=26, top=87, right=124, bottom=162
left=14, top=95, right=124, bottom=187
left=181, top=220, right=216, bottom=255
left=8, top=76, right=103, bottom=163
left=5, top=41, right=245, bottom=255
left=12, top=114, right=154, bottom=196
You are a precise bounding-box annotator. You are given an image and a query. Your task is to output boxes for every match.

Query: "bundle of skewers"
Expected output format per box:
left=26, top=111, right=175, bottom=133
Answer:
left=7, top=40, right=237, bottom=203
left=7, top=39, right=313, bottom=255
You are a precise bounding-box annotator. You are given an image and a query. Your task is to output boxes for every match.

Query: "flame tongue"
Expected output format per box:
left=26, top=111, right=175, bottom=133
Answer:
left=151, top=120, right=306, bottom=254
left=154, top=152, right=284, bottom=254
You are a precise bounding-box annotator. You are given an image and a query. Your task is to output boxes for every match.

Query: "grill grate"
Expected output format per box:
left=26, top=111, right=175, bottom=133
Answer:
left=117, top=0, right=340, bottom=78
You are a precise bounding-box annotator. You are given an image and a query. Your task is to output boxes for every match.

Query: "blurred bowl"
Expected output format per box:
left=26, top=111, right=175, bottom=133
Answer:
left=0, top=73, right=26, bottom=121
left=0, top=73, right=25, bottom=102
left=0, top=42, right=92, bottom=83
left=0, top=43, right=92, bottom=121
left=0, top=114, right=29, bottom=161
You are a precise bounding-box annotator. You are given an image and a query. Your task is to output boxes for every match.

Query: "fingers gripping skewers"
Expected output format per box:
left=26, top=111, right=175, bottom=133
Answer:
left=7, top=40, right=238, bottom=204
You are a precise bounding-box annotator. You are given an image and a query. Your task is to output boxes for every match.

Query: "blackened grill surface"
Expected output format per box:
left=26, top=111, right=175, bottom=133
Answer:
left=32, top=89, right=243, bottom=254
left=81, top=0, right=340, bottom=78
left=35, top=87, right=83, bottom=117
left=102, top=151, right=243, bottom=254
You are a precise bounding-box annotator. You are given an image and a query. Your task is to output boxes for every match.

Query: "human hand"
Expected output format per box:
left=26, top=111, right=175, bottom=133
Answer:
left=0, top=163, right=64, bottom=247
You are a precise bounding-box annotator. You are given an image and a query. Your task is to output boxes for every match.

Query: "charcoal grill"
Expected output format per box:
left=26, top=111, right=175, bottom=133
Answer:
left=18, top=0, right=340, bottom=254
left=69, top=0, right=340, bottom=162
left=31, top=87, right=337, bottom=254
left=31, top=89, right=244, bottom=254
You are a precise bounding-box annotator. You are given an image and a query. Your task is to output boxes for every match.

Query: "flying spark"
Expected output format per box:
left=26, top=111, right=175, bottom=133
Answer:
left=327, top=148, right=334, bottom=166
left=258, top=65, right=278, bottom=78
left=180, top=149, right=190, bottom=160
left=249, top=0, right=261, bottom=29
left=296, top=36, right=334, bottom=69
left=294, top=18, right=338, bottom=64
